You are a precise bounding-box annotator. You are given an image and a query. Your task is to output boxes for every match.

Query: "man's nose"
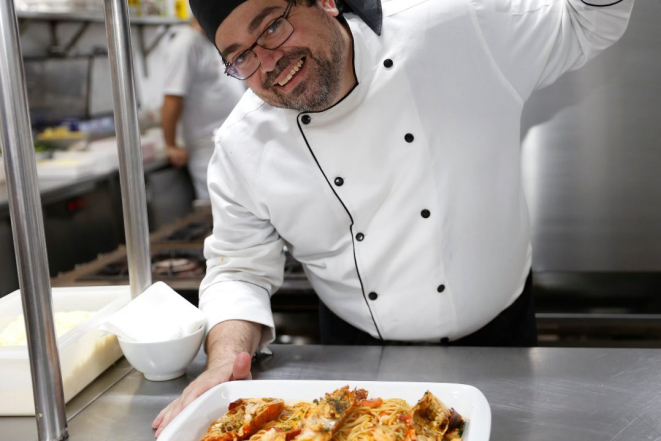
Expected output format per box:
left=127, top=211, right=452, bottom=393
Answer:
left=253, top=46, right=283, bottom=72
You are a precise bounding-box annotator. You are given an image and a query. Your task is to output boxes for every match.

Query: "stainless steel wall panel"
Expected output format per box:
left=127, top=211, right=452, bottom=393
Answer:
left=522, top=1, right=661, bottom=272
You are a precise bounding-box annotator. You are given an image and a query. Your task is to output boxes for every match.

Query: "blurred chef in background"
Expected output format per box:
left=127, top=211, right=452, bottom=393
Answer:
left=161, top=18, right=246, bottom=200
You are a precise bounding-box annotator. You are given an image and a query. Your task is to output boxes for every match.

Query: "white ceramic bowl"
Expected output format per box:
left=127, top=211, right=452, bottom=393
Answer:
left=118, top=326, right=205, bottom=381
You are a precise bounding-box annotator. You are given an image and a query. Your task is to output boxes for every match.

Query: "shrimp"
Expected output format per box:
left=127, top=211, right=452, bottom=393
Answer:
left=292, top=386, right=357, bottom=441
left=411, top=392, right=464, bottom=441
left=202, top=398, right=285, bottom=441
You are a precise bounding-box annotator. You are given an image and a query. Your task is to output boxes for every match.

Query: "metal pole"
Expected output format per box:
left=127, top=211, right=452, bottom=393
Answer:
left=0, top=0, right=68, bottom=439
left=102, top=0, right=152, bottom=298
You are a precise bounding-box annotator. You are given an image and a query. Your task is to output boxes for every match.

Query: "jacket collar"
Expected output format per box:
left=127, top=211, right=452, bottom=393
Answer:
left=296, top=15, right=379, bottom=123
left=343, top=0, right=382, bottom=36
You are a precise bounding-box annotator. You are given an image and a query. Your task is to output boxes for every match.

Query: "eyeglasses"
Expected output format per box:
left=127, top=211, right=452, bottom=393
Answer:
left=224, top=0, right=296, bottom=80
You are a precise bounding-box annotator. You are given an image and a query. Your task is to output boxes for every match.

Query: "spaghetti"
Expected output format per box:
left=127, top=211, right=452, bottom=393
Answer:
left=333, top=398, right=414, bottom=441
left=201, top=388, right=465, bottom=441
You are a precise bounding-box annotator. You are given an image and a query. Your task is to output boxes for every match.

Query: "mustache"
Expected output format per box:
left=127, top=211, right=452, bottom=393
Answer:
left=264, top=48, right=313, bottom=88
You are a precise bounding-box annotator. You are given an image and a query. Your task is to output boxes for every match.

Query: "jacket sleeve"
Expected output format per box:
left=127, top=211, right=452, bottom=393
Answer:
left=199, top=133, right=285, bottom=349
left=468, top=0, right=634, bottom=101
left=162, top=32, right=196, bottom=97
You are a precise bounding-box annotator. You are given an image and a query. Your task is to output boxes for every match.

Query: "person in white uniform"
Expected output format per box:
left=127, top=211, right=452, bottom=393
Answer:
left=153, top=0, right=634, bottom=434
left=161, top=18, right=245, bottom=200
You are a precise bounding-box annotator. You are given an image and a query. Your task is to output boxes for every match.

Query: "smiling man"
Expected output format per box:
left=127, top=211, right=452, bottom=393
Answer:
left=152, top=0, right=634, bottom=436
left=215, top=0, right=355, bottom=111
left=216, top=0, right=354, bottom=111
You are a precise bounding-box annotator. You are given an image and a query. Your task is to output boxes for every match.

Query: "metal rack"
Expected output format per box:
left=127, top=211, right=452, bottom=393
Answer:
left=17, top=10, right=184, bottom=24
left=0, top=0, right=151, bottom=439
left=17, top=10, right=185, bottom=73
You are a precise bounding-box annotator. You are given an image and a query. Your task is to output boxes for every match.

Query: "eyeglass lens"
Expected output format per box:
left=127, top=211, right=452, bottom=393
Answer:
left=227, top=17, right=294, bottom=80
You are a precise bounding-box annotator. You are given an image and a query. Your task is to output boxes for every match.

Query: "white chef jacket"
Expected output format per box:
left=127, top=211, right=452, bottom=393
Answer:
left=163, top=26, right=245, bottom=199
left=163, top=26, right=245, bottom=142
left=200, top=0, right=633, bottom=346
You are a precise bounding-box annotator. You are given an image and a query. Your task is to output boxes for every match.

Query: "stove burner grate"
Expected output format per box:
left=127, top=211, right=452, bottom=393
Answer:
left=160, top=222, right=213, bottom=242
left=81, top=249, right=206, bottom=280
left=152, top=257, right=204, bottom=276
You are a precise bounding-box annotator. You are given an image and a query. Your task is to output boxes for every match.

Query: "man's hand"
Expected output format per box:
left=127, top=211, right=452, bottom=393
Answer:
left=167, top=145, right=189, bottom=168
left=152, top=320, right=262, bottom=438
left=152, top=352, right=252, bottom=437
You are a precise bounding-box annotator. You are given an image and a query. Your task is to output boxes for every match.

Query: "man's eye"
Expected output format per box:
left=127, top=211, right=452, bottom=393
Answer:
left=265, top=19, right=281, bottom=35
left=234, top=53, right=248, bottom=66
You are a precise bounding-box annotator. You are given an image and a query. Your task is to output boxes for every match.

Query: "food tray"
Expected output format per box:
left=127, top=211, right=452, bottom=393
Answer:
left=159, top=380, right=491, bottom=441
left=36, top=157, right=95, bottom=180
left=0, top=285, right=130, bottom=415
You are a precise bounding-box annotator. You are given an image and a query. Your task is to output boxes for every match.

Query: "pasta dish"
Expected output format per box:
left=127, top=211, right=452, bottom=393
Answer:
left=201, top=386, right=465, bottom=441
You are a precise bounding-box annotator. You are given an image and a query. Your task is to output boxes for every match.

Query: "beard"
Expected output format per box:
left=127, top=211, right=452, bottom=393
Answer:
left=254, top=22, right=346, bottom=112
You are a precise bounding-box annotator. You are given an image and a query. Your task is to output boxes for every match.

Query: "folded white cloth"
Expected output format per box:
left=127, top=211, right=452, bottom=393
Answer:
left=98, top=282, right=207, bottom=342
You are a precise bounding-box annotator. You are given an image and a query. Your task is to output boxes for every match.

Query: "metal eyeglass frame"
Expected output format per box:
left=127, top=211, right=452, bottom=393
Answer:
left=224, top=0, right=296, bottom=80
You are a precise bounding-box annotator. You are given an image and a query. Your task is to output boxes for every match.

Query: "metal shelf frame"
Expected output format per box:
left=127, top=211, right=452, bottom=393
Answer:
left=16, top=10, right=185, bottom=72
left=1, top=0, right=153, bottom=439
left=17, top=10, right=185, bottom=25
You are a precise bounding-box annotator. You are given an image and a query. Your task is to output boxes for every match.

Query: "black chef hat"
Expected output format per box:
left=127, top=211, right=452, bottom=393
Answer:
left=189, top=0, right=382, bottom=51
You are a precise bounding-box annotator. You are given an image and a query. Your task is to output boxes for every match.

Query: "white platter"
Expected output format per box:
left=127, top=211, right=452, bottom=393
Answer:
left=159, top=380, right=491, bottom=441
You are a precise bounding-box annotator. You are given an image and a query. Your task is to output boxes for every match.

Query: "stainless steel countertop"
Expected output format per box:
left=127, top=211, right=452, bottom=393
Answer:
left=2, top=345, right=660, bottom=440
left=0, top=157, right=168, bottom=217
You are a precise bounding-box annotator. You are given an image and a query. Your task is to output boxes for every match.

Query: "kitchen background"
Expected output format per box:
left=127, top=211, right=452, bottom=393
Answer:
left=1, top=0, right=660, bottom=346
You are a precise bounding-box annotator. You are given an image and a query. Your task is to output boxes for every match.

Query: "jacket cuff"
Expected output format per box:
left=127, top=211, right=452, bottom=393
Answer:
left=199, top=280, right=276, bottom=350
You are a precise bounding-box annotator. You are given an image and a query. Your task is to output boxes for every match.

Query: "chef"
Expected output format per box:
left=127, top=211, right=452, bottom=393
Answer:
left=161, top=18, right=245, bottom=200
left=153, top=0, right=634, bottom=435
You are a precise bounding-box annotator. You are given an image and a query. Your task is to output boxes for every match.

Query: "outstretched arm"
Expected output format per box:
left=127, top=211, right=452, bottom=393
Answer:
left=469, top=0, right=635, bottom=101
left=152, top=319, right=262, bottom=438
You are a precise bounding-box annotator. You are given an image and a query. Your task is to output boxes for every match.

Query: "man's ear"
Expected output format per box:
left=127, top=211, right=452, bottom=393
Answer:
left=316, top=0, right=340, bottom=17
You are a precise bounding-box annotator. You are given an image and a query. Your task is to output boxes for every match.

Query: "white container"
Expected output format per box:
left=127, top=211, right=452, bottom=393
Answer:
left=0, top=285, right=130, bottom=416
left=159, top=380, right=492, bottom=441
left=36, top=157, right=95, bottom=180
left=52, top=150, right=118, bottom=175
left=118, top=326, right=204, bottom=381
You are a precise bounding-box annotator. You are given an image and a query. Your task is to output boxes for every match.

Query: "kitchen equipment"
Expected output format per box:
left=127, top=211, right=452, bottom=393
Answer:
left=36, top=156, right=95, bottom=179
left=118, top=326, right=204, bottom=381
left=51, top=209, right=320, bottom=343
left=24, top=58, right=89, bottom=126
left=0, top=285, right=130, bottom=415
left=53, top=150, right=117, bottom=174
left=158, top=380, right=491, bottom=441
left=15, top=0, right=103, bottom=13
